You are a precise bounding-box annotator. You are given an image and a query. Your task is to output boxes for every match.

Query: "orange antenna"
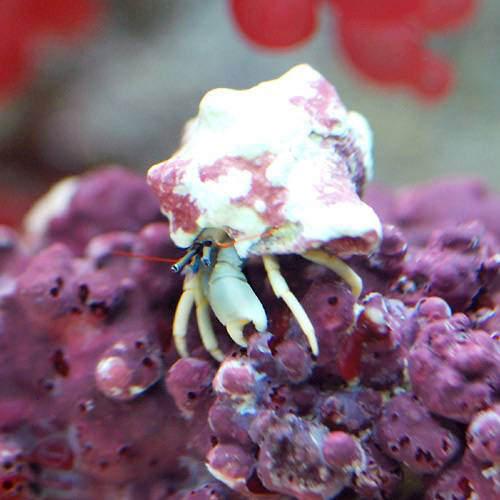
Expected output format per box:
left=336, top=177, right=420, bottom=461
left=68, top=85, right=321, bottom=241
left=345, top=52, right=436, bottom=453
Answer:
left=112, top=250, right=178, bottom=264
left=113, top=227, right=278, bottom=271
left=215, top=228, right=276, bottom=248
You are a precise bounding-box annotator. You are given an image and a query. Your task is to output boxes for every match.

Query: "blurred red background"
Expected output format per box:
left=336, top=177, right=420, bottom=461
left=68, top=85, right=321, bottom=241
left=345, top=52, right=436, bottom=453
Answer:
left=1, top=0, right=497, bottom=228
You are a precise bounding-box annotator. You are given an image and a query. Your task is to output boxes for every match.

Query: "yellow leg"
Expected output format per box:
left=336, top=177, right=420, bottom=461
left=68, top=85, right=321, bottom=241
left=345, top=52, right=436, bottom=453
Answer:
left=303, top=250, right=363, bottom=300
left=193, top=274, right=225, bottom=361
left=262, top=255, right=318, bottom=356
left=172, top=273, right=196, bottom=358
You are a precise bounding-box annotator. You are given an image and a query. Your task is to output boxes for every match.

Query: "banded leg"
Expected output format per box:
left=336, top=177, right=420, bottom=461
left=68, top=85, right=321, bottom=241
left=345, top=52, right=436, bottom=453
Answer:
left=262, top=255, right=318, bottom=356
left=303, top=250, right=363, bottom=300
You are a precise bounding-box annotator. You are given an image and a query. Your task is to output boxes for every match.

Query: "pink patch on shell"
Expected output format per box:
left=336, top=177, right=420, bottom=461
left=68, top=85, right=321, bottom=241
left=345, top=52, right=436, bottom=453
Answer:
left=199, top=154, right=289, bottom=232
left=147, top=159, right=200, bottom=238
left=290, top=77, right=345, bottom=130
left=313, top=160, right=355, bottom=206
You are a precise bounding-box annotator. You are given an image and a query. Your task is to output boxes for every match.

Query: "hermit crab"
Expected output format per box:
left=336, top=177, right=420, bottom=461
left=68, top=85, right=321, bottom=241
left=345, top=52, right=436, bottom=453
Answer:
left=147, top=64, right=382, bottom=361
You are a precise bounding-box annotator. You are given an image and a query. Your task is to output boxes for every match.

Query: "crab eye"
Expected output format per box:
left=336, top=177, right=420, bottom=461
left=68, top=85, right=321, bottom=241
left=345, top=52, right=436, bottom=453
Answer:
left=201, top=245, right=216, bottom=267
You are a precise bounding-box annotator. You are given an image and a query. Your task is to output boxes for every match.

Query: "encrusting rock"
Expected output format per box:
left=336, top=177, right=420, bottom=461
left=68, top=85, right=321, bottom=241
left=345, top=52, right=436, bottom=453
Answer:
left=0, top=165, right=498, bottom=499
left=0, top=65, right=498, bottom=499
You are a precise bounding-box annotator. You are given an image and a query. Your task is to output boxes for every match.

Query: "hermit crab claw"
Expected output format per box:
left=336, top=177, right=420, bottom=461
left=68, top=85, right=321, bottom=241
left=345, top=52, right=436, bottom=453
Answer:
left=148, top=64, right=382, bottom=360
left=172, top=230, right=267, bottom=362
left=170, top=228, right=365, bottom=360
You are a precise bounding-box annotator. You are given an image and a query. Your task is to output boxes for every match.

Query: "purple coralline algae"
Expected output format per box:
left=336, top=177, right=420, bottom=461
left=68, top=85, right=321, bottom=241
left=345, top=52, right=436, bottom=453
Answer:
left=0, top=165, right=499, bottom=499
left=23, top=166, right=163, bottom=255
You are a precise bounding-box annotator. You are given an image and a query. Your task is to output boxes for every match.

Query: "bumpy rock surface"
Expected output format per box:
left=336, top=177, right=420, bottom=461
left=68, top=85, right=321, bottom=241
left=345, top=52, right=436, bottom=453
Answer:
left=0, top=167, right=498, bottom=498
left=23, top=166, right=163, bottom=254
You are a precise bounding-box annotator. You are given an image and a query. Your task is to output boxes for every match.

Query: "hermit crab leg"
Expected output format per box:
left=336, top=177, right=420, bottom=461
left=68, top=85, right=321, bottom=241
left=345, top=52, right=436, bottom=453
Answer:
left=173, top=271, right=225, bottom=361
left=192, top=270, right=225, bottom=362
left=172, top=272, right=197, bottom=358
left=262, top=255, right=318, bottom=356
left=303, top=250, right=363, bottom=300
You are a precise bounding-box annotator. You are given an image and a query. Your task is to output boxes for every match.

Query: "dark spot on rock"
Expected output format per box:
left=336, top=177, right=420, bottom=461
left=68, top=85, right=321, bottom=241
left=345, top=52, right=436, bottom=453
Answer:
left=415, top=447, right=433, bottom=463
left=142, top=356, right=154, bottom=368
left=328, top=296, right=338, bottom=305
left=117, top=445, right=132, bottom=457
left=52, top=349, right=70, bottom=377
left=89, top=300, right=109, bottom=318
left=29, top=482, right=42, bottom=495
left=458, top=477, right=472, bottom=497
left=441, top=439, right=450, bottom=453
left=29, top=463, right=41, bottom=474
left=2, top=479, right=13, bottom=491
left=49, top=277, right=64, bottom=298
left=246, top=470, right=270, bottom=494
left=78, top=284, right=89, bottom=303
left=399, top=436, right=410, bottom=448
left=42, top=379, right=55, bottom=391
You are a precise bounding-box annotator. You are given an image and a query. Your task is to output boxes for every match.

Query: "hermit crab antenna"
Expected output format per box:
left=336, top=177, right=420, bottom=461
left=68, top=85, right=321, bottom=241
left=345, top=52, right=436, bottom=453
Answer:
left=112, top=250, right=178, bottom=264
left=171, top=248, right=200, bottom=273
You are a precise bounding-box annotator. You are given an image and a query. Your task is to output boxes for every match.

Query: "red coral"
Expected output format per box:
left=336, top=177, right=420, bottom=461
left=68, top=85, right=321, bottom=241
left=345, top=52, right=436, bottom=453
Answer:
left=229, top=0, right=320, bottom=48
left=229, top=0, right=478, bottom=99
left=0, top=0, right=103, bottom=103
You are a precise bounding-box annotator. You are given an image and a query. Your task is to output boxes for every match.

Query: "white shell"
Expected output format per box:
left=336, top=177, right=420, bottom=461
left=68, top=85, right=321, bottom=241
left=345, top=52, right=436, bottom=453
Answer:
left=148, top=65, right=381, bottom=258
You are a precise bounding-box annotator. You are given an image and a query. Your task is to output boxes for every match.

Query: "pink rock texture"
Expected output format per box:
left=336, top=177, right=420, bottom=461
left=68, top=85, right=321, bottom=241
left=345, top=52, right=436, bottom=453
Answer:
left=0, top=166, right=498, bottom=498
left=374, top=394, right=461, bottom=474
left=24, top=166, right=163, bottom=255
